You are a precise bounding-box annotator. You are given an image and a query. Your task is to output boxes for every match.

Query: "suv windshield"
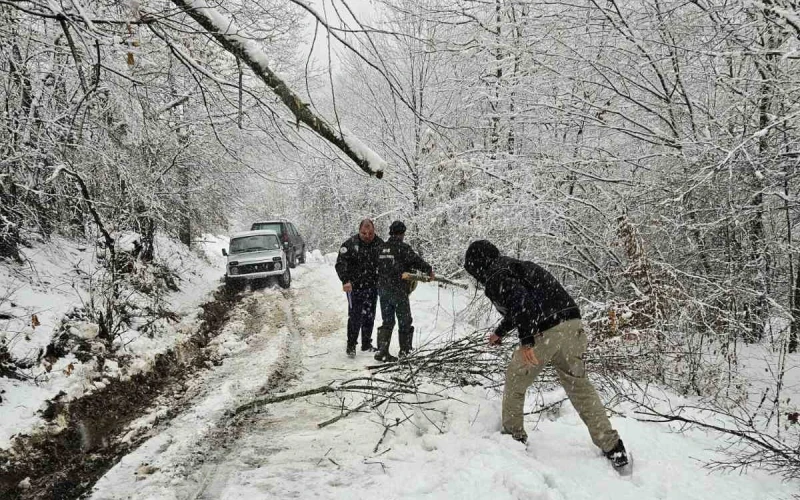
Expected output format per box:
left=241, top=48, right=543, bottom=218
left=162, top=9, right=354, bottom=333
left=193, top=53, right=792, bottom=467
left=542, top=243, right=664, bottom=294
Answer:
left=251, top=222, right=283, bottom=234
left=229, top=234, right=280, bottom=254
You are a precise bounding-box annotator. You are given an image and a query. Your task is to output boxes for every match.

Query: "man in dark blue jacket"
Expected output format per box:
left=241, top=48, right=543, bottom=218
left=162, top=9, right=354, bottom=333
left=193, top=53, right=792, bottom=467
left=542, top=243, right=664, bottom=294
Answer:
left=375, top=220, right=433, bottom=362
left=335, top=219, right=383, bottom=357
left=464, top=240, right=629, bottom=472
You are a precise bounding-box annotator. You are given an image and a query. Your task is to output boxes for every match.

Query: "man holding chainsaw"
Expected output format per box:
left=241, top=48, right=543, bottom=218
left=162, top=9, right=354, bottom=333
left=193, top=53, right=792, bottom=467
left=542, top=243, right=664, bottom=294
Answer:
left=374, top=220, right=434, bottom=362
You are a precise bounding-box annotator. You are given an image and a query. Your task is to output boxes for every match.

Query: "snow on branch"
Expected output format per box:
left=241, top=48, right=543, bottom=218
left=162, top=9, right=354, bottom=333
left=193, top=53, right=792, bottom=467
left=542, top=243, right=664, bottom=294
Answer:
left=746, top=1, right=800, bottom=40
left=151, top=95, right=190, bottom=118
left=170, top=0, right=386, bottom=179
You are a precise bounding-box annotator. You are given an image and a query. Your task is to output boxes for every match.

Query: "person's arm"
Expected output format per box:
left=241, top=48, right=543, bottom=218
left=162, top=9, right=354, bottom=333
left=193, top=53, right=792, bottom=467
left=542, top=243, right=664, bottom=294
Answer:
left=495, top=315, right=515, bottom=338
left=398, top=244, right=434, bottom=280
left=409, top=247, right=433, bottom=276
left=488, top=313, right=514, bottom=345
left=499, top=278, right=541, bottom=346
left=334, top=241, right=352, bottom=285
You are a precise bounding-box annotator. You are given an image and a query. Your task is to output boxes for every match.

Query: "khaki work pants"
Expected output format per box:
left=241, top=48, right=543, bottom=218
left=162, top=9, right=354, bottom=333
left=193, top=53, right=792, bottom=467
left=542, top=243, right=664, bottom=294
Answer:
left=502, top=319, right=619, bottom=452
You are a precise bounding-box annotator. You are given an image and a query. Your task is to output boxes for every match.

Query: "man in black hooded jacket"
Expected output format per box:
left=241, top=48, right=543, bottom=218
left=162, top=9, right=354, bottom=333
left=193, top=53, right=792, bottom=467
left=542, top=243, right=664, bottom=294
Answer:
left=464, top=240, right=629, bottom=472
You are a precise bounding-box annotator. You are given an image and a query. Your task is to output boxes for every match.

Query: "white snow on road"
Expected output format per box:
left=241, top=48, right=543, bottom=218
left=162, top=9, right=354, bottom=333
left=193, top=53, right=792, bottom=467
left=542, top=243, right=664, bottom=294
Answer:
left=89, top=260, right=799, bottom=500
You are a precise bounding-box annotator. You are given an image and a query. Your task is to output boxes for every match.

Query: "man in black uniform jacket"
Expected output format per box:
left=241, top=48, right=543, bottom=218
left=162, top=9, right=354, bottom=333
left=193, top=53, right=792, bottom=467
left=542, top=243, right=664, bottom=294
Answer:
left=335, top=219, right=383, bottom=357
left=375, top=221, right=434, bottom=362
left=464, top=240, right=629, bottom=471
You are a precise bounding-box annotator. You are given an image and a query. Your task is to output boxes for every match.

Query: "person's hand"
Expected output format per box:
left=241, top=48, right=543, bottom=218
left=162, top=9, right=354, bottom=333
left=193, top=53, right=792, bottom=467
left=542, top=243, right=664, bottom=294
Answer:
left=519, top=346, right=539, bottom=366
left=343, top=282, right=352, bottom=292
left=488, top=333, right=502, bottom=346
left=401, top=272, right=410, bottom=280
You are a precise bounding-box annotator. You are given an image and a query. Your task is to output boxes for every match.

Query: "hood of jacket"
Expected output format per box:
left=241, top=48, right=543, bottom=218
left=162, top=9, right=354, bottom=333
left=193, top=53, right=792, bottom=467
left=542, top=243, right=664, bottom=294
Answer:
left=464, top=240, right=500, bottom=284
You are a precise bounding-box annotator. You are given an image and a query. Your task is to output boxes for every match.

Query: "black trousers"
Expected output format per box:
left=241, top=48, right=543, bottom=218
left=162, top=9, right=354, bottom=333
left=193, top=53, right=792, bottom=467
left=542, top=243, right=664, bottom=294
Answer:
left=378, top=287, right=414, bottom=352
left=346, top=288, right=377, bottom=348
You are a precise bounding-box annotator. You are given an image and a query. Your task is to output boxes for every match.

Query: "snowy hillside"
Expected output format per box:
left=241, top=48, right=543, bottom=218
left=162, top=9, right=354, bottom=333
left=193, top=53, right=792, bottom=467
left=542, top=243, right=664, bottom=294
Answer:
left=0, top=234, right=228, bottom=448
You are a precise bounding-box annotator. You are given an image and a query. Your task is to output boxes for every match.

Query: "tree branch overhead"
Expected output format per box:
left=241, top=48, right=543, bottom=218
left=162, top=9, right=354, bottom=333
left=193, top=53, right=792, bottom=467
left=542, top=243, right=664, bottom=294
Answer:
left=170, top=0, right=385, bottom=179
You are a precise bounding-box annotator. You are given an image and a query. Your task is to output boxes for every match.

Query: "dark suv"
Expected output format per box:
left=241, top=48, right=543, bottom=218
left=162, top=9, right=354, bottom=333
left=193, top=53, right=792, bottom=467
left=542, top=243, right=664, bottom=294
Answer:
left=249, top=220, right=306, bottom=268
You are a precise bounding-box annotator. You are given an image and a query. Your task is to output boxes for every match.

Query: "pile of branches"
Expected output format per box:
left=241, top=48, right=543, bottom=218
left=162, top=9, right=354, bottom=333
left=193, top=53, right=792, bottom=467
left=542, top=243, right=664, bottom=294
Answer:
left=368, top=329, right=657, bottom=398
left=232, top=329, right=657, bottom=430
left=230, top=330, right=800, bottom=480
left=368, top=333, right=510, bottom=389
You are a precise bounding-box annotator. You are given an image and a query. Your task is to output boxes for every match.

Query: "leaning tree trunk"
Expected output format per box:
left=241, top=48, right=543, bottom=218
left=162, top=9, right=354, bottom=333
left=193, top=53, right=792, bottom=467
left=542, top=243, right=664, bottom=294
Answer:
left=169, top=0, right=385, bottom=178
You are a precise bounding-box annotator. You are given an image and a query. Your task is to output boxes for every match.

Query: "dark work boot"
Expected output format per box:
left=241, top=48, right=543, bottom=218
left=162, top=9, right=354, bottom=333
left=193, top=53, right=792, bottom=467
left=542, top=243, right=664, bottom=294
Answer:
left=501, top=428, right=528, bottom=445
left=375, top=351, right=398, bottom=362
left=604, top=439, right=629, bottom=470
left=346, top=344, right=356, bottom=358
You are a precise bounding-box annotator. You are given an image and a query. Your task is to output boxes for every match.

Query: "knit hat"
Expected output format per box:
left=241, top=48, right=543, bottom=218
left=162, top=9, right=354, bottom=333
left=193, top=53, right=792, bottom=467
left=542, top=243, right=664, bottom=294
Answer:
left=389, top=220, right=407, bottom=235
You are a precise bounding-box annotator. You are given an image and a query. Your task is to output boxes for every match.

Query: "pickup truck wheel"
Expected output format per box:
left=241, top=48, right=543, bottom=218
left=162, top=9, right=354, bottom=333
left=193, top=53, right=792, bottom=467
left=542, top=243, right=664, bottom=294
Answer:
left=225, top=277, right=245, bottom=293
left=251, top=278, right=268, bottom=290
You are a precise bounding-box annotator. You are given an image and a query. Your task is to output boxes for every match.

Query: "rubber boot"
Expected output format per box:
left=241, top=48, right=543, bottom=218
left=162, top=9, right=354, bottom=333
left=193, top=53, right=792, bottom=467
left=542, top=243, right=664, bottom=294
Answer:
left=398, top=326, right=414, bottom=358
left=374, top=327, right=397, bottom=362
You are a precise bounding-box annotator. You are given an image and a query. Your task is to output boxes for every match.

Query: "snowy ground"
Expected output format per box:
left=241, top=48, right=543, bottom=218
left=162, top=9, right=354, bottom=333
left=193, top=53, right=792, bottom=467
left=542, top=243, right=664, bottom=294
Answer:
left=87, top=257, right=799, bottom=500
left=0, top=234, right=228, bottom=448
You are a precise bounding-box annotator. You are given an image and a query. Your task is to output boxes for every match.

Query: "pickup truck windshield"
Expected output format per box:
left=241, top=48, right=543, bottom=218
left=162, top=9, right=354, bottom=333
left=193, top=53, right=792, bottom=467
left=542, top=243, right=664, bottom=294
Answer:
left=251, top=222, right=282, bottom=234
left=229, top=235, right=280, bottom=254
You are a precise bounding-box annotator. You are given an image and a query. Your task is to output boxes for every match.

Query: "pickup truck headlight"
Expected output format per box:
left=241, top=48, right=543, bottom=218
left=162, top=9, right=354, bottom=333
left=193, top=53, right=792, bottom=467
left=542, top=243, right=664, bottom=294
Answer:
left=274, top=262, right=282, bottom=270
left=229, top=266, right=239, bottom=275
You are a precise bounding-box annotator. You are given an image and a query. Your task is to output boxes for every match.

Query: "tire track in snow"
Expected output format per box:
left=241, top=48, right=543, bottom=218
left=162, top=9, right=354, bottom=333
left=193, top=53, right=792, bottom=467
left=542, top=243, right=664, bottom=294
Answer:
left=89, top=263, right=347, bottom=499
left=87, top=286, right=305, bottom=500
left=186, top=288, right=307, bottom=500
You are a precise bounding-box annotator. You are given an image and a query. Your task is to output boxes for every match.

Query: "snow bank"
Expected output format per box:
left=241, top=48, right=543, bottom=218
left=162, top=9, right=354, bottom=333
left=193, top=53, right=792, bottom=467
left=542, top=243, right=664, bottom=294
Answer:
left=307, top=249, right=326, bottom=264
left=0, top=234, right=228, bottom=449
left=324, top=251, right=339, bottom=266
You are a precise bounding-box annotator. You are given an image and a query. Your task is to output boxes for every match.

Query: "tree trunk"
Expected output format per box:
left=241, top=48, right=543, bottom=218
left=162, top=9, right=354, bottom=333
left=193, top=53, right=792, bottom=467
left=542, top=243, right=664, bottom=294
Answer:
left=0, top=181, right=21, bottom=261
left=791, top=254, right=800, bottom=353
left=745, top=9, right=782, bottom=343
left=488, top=0, right=502, bottom=156
left=178, top=158, right=191, bottom=247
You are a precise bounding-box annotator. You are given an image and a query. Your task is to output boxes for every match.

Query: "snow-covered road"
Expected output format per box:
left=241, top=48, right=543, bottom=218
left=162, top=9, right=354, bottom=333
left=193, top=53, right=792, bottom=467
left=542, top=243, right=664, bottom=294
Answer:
left=88, top=259, right=799, bottom=500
